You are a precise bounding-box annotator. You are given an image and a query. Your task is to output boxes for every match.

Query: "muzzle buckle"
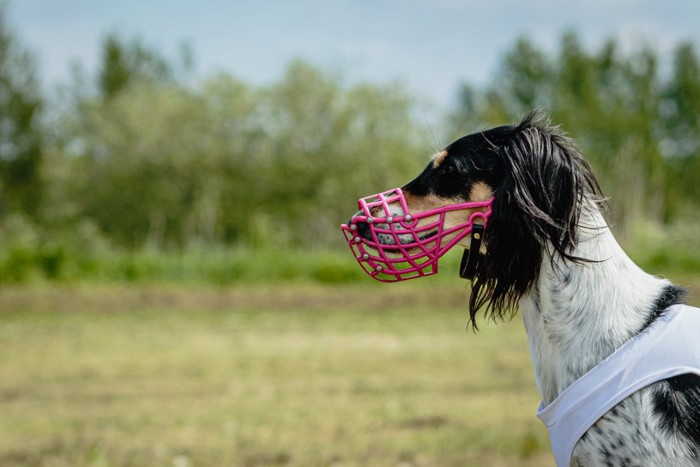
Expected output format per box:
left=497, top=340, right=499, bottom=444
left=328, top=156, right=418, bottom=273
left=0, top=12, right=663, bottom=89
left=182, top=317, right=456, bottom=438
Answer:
left=459, top=223, right=484, bottom=280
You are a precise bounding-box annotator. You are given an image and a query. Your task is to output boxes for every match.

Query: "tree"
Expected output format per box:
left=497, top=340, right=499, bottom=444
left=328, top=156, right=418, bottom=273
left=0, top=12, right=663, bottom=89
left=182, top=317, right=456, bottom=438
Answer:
left=0, top=4, right=43, bottom=218
left=52, top=57, right=426, bottom=250
left=662, top=43, right=700, bottom=218
left=662, top=42, right=700, bottom=159
left=258, top=60, right=424, bottom=247
left=445, top=36, right=550, bottom=140
left=98, top=33, right=173, bottom=100
left=496, top=36, right=553, bottom=116
left=446, top=32, right=689, bottom=232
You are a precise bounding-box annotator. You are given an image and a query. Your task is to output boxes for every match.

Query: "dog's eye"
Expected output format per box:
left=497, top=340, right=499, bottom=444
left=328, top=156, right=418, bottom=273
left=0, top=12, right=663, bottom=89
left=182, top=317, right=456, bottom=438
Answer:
left=439, top=164, right=458, bottom=176
left=433, top=163, right=471, bottom=197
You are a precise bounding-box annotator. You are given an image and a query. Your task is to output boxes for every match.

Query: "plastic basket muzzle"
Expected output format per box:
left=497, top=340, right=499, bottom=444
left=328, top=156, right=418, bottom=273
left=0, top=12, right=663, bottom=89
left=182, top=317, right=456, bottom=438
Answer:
left=341, top=188, right=493, bottom=282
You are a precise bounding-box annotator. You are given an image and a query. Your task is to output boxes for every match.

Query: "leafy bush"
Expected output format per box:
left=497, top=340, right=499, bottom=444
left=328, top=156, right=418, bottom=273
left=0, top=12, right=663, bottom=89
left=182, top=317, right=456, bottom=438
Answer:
left=622, top=220, right=700, bottom=275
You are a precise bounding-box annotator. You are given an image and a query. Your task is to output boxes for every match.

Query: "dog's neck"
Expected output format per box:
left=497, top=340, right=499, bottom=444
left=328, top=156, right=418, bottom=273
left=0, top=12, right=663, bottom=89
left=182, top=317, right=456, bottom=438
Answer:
left=518, top=202, right=670, bottom=405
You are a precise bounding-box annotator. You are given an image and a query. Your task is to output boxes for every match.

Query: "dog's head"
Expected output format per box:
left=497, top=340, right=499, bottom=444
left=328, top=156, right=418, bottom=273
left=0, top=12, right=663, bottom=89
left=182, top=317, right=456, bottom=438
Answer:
left=343, top=110, right=603, bottom=326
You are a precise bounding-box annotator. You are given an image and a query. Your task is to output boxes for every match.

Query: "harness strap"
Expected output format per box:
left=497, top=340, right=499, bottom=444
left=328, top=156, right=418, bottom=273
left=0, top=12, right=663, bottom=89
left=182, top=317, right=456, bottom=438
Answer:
left=459, top=223, right=484, bottom=280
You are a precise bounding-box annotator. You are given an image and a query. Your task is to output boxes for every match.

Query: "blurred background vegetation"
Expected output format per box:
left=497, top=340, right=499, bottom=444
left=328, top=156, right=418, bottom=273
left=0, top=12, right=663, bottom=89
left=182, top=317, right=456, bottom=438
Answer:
left=2, top=4, right=700, bottom=466
left=1, top=4, right=700, bottom=283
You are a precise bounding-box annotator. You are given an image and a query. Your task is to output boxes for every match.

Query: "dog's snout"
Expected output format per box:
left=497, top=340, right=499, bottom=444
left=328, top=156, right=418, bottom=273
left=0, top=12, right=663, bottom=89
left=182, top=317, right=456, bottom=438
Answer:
left=347, top=220, right=371, bottom=239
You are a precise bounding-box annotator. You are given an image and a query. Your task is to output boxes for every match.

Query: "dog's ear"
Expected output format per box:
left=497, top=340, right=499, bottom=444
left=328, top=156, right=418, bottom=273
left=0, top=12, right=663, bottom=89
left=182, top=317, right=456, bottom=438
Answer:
left=468, top=110, right=602, bottom=327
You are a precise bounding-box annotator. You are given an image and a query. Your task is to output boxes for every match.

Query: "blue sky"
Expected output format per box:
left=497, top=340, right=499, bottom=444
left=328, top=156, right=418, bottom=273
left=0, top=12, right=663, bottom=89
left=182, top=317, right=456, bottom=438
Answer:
left=7, top=1, right=700, bottom=111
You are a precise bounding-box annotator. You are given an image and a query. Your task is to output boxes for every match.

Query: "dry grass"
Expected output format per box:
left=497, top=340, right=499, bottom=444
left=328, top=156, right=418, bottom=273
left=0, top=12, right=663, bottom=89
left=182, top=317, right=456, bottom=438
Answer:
left=2, top=279, right=698, bottom=466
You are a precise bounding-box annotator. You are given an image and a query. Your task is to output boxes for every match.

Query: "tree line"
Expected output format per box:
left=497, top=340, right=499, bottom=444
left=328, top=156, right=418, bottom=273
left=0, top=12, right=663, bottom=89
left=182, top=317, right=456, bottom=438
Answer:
left=449, top=33, right=700, bottom=235
left=2, top=6, right=700, bottom=259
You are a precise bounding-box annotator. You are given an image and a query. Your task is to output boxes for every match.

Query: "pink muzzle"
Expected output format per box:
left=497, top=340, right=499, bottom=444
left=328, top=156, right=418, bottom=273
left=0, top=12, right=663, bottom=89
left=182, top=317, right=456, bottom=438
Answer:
left=341, top=188, right=494, bottom=282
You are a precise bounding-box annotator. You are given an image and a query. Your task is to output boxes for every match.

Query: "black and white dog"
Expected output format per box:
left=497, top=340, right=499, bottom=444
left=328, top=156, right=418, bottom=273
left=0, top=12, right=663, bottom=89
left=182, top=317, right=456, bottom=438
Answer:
left=348, top=111, right=700, bottom=466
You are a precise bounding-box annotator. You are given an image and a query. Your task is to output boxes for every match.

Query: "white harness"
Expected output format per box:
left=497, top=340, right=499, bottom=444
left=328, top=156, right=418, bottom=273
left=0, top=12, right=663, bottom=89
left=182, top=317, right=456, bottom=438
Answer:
left=537, top=304, right=700, bottom=467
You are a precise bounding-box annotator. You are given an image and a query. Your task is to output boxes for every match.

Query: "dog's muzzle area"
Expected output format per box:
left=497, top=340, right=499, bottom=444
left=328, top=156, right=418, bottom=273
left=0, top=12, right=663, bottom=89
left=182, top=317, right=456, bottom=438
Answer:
left=340, top=188, right=493, bottom=282
left=348, top=204, right=425, bottom=248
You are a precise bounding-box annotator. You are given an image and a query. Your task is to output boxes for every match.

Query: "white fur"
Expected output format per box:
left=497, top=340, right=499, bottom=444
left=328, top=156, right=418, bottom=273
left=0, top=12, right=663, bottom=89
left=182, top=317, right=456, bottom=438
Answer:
left=520, top=200, right=669, bottom=403
left=518, top=200, right=698, bottom=465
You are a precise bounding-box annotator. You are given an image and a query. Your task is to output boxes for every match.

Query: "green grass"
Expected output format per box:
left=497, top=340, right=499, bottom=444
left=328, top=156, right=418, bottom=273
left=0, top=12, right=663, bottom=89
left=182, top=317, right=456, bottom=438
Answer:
left=3, top=218, right=699, bottom=286
left=0, top=282, right=554, bottom=467
left=3, top=274, right=699, bottom=467
left=0, top=246, right=371, bottom=285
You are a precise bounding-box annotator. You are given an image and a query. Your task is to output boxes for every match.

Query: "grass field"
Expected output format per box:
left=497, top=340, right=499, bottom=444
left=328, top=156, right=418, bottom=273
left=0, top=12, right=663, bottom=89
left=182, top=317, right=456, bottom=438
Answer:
left=0, top=281, right=558, bottom=467
left=1, top=277, right=699, bottom=467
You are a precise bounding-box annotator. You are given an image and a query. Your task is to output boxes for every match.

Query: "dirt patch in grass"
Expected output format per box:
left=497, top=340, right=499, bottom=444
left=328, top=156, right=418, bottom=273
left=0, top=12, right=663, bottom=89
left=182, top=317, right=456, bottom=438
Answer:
left=0, top=281, right=474, bottom=314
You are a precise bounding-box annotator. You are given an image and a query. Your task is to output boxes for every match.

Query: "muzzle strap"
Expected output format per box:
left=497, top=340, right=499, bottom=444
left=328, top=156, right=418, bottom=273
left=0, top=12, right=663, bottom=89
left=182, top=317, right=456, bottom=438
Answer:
left=459, top=223, right=484, bottom=280
left=341, top=188, right=493, bottom=282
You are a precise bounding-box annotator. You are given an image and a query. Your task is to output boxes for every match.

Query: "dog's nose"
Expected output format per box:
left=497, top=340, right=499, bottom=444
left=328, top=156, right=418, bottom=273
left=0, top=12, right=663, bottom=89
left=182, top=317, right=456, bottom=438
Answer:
left=355, top=221, right=370, bottom=239
left=346, top=218, right=371, bottom=239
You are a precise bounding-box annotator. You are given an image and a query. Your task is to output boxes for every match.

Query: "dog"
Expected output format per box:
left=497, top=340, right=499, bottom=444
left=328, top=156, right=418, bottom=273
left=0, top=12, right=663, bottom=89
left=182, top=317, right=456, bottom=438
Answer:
left=342, top=110, right=700, bottom=466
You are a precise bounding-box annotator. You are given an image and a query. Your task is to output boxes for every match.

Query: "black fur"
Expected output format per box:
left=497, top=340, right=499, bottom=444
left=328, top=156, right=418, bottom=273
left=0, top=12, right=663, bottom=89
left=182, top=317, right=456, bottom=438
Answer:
left=403, top=110, right=604, bottom=327
left=637, top=284, right=686, bottom=334
left=652, top=374, right=700, bottom=444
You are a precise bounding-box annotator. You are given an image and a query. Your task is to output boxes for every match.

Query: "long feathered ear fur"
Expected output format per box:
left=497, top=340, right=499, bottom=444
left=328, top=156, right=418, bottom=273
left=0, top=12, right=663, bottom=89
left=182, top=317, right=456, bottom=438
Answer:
left=468, top=110, right=604, bottom=328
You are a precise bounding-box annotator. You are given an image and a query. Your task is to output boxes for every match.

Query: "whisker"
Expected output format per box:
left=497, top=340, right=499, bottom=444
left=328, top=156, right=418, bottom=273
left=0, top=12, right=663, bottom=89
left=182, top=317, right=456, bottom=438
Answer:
left=422, top=107, right=442, bottom=154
